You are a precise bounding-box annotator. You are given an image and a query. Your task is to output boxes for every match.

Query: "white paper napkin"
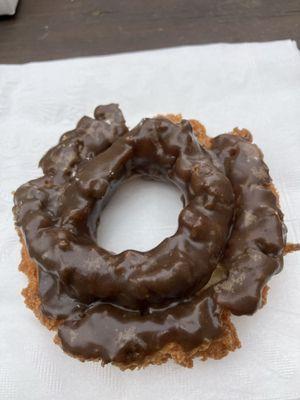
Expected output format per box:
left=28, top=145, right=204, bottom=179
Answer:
left=0, top=40, right=299, bottom=400
left=0, top=0, right=18, bottom=15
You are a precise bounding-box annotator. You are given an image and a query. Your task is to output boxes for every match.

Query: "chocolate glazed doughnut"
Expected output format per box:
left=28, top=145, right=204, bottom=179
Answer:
left=13, top=105, right=287, bottom=368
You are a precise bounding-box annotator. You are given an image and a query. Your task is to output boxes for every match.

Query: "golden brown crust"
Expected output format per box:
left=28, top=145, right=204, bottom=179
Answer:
left=165, top=114, right=211, bottom=149
left=19, top=238, right=241, bottom=369
left=284, top=243, right=300, bottom=254
left=18, top=232, right=60, bottom=331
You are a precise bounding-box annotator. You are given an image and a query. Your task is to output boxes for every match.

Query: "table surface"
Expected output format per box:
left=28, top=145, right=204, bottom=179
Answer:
left=0, top=0, right=300, bottom=64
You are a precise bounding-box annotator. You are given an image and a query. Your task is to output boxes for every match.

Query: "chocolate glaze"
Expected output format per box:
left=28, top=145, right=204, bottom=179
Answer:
left=13, top=105, right=286, bottom=365
left=211, top=134, right=286, bottom=315
left=59, top=291, right=222, bottom=364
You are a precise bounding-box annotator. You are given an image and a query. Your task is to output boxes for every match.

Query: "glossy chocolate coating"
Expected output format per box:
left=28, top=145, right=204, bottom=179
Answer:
left=13, top=105, right=286, bottom=364
left=211, top=134, right=286, bottom=315
left=59, top=291, right=222, bottom=364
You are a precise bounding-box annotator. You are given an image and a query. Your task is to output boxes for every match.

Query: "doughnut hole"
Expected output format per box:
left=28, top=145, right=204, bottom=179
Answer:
left=96, top=176, right=183, bottom=253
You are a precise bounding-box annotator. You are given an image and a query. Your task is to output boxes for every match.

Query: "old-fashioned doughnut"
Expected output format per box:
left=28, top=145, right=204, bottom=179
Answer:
left=13, top=104, right=287, bottom=369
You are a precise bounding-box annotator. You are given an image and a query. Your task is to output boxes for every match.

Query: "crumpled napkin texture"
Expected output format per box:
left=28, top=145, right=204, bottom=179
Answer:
left=0, top=40, right=299, bottom=400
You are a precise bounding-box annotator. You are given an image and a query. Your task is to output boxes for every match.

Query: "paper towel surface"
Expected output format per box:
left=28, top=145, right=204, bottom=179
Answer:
left=0, top=0, right=18, bottom=15
left=0, top=40, right=300, bottom=400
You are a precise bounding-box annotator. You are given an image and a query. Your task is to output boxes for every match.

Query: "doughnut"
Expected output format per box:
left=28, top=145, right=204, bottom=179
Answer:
left=13, top=104, right=287, bottom=369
